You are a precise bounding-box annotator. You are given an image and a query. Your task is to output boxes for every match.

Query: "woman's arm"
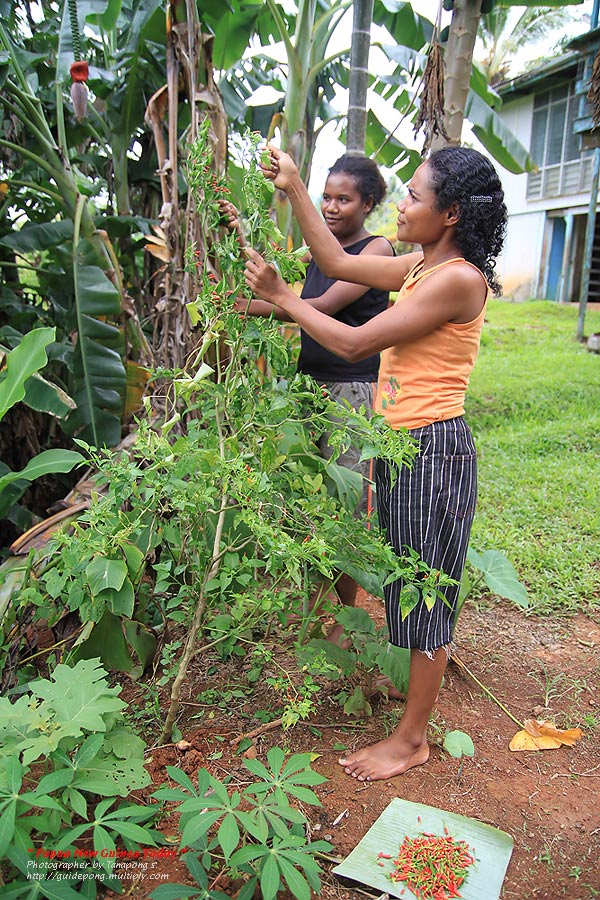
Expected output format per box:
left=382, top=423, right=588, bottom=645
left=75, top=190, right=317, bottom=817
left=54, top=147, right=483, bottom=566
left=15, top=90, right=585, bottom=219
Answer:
left=245, top=249, right=486, bottom=362
left=233, top=296, right=294, bottom=321
left=262, top=146, right=420, bottom=290
left=235, top=236, right=395, bottom=321
left=302, top=236, right=395, bottom=315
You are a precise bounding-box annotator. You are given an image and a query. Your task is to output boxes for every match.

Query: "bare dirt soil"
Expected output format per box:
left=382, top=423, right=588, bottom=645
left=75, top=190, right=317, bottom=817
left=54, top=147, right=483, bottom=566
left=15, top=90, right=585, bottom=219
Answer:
left=106, top=594, right=600, bottom=900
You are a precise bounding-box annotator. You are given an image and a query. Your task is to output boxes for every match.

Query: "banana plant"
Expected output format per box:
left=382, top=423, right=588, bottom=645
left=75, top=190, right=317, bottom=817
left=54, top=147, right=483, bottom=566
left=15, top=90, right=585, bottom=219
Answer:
left=0, top=16, right=128, bottom=449
left=0, top=328, right=84, bottom=518
left=211, top=0, right=353, bottom=241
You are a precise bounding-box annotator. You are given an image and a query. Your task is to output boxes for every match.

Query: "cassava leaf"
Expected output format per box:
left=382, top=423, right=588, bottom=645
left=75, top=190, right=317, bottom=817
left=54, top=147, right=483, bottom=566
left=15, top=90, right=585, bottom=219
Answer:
left=72, top=755, right=150, bottom=796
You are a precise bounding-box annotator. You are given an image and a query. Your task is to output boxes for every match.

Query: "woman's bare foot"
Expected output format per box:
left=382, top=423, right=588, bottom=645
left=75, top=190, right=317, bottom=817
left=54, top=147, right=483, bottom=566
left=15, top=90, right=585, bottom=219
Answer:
left=338, top=736, right=430, bottom=782
left=365, top=677, right=438, bottom=703
left=367, top=675, right=406, bottom=701
left=325, top=623, right=352, bottom=649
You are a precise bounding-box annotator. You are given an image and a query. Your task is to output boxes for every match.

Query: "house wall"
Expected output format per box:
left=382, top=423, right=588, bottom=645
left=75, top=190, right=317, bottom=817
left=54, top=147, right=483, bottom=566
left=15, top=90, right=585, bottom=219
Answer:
left=473, top=90, right=596, bottom=300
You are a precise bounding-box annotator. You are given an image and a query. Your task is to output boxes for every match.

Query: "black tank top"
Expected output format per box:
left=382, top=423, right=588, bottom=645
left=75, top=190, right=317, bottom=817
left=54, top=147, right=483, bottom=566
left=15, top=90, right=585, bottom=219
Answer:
left=297, top=235, right=392, bottom=383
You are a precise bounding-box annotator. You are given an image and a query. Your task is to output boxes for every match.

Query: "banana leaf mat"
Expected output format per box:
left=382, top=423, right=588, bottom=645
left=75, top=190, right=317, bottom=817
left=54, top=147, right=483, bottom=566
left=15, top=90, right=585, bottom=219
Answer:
left=332, top=798, right=513, bottom=900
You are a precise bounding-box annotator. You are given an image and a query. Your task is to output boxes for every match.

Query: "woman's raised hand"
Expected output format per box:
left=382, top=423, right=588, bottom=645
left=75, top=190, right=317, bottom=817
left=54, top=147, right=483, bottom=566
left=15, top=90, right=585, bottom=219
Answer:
left=244, top=248, right=284, bottom=304
left=259, top=145, right=298, bottom=192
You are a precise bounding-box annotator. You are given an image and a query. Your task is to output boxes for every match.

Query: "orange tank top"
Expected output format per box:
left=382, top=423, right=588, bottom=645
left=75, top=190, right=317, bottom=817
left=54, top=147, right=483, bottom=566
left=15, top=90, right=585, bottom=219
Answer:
left=375, top=257, right=488, bottom=430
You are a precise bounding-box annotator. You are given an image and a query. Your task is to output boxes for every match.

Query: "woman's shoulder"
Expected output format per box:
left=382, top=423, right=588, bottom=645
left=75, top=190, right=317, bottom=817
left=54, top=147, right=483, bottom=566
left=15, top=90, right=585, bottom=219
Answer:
left=417, top=258, right=486, bottom=289
left=352, top=234, right=395, bottom=257
left=410, top=258, right=487, bottom=320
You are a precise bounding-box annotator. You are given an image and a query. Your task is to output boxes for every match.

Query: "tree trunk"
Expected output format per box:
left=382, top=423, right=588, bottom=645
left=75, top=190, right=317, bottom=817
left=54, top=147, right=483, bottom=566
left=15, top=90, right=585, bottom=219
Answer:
left=432, top=0, right=483, bottom=149
left=347, top=0, right=374, bottom=155
left=148, top=0, right=228, bottom=370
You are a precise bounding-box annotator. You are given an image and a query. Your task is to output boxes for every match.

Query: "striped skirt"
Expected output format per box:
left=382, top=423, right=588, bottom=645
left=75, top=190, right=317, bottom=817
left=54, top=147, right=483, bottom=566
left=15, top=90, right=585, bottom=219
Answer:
left=376, top=417, right=477, bottom=653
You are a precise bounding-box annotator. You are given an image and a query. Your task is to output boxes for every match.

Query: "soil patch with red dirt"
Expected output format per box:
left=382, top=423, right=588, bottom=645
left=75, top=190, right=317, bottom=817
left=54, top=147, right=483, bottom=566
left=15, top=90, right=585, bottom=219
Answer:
left=105, top=594, right=600, bottom=900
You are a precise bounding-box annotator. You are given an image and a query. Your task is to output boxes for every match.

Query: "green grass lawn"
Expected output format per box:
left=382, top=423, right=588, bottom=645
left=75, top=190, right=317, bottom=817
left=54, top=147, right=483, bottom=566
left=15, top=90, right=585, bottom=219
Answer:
left=466, top=300, right=600, bottom=616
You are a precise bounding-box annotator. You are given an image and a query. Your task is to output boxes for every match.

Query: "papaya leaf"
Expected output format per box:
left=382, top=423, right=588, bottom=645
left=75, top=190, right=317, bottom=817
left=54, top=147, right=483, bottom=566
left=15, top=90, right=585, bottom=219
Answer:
left=30, top=659, right=125, bottom=733
left=0, top=660, right=126, bottom=766
left=104, top=726, right=146, bottom=761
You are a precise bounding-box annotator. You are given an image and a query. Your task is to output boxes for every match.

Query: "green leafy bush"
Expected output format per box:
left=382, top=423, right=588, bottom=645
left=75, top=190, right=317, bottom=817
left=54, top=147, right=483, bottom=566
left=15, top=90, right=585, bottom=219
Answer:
left=0, top=326, right=84, bottom=519
left=299, top=605, right=411, bottom=717
left=0, top=126, right=448, bottom=748
left=0, top=659, right=158, bottom=896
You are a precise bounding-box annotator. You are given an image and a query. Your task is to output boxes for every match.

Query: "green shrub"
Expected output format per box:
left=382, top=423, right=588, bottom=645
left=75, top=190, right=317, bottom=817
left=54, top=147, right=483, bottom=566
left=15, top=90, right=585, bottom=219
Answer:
left=151, top=747, right=331, bottom=900
left=0, top=658, right=159, bottom=896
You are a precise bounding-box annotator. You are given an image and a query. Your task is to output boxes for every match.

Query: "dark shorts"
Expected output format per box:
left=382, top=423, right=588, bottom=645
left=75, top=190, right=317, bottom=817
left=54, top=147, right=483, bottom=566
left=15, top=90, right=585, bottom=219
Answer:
left=317, top=381, right=376, bottom=519
left=376, top=416, right=477, bottom=652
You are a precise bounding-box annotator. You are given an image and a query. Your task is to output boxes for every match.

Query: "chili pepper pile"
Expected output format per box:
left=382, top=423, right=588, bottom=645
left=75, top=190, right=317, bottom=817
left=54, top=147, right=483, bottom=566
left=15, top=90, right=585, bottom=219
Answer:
left=376, top=828, right=476, bottom=900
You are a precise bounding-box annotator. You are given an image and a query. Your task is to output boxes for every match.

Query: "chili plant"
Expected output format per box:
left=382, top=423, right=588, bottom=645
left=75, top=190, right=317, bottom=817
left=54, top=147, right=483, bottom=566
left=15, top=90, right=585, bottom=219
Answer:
left=3, top=120, right=430, bottom=744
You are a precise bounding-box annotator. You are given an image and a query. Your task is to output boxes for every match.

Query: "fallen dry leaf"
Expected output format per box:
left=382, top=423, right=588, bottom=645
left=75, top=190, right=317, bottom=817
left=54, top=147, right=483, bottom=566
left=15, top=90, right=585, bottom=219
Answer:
left=509, top=718, right=583, bottom=752
left=525, top=719, right=583, bottom=746
left=509, top=730, right=561, bottom=751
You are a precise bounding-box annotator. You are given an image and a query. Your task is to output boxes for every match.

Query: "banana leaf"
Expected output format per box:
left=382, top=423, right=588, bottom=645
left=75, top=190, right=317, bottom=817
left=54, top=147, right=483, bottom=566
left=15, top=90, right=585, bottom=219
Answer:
left=333, top=798, right=513, bottom=900
left=0, top=449, right=84, bottom=496
left=66, top=262, right=126, bottom=448
left=0, top=327, right=55, bottom=421
left=22, top=372, right=76, bottom=419
left=465, top=90, right=535, bottom=174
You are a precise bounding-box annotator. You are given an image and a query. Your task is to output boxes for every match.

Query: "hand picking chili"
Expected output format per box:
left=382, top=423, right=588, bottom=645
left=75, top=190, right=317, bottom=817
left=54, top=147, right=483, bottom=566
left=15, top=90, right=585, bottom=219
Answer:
left=376, top=830, right=476, bottom=900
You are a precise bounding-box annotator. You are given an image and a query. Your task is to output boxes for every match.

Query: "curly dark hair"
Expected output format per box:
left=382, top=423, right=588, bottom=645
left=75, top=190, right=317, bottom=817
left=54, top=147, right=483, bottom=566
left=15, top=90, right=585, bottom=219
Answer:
left=328, top=154, right=387, bottom=210
left=427, top=147, right=507, bottom=296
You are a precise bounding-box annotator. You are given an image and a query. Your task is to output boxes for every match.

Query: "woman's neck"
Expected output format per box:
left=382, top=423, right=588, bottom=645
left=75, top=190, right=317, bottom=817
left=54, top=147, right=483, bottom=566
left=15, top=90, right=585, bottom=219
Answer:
left=420, top=234, right=463, bottom=271
left=338, top=226, right=370, bottom=249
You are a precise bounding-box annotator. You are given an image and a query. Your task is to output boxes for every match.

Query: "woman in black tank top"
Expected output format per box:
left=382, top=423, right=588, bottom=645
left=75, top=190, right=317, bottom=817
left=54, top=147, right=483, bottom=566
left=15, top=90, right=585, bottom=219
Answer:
left=230, top=155, right=394, bottom=633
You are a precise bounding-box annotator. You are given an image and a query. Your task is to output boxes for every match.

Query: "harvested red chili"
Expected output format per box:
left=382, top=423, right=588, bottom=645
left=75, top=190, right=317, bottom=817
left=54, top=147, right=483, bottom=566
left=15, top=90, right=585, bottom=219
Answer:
left=378, top=832, right=475, bottom=900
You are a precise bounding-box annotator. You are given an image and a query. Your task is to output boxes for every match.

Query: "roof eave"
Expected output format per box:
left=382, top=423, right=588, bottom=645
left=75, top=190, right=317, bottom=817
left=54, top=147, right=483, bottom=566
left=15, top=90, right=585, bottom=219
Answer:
left=496, top=53, right=579, bottom=99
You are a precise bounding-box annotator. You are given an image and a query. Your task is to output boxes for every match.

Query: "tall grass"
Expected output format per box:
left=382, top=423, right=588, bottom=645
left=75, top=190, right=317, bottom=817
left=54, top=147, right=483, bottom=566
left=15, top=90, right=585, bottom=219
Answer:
left=466, top=300, right=600, bottom=616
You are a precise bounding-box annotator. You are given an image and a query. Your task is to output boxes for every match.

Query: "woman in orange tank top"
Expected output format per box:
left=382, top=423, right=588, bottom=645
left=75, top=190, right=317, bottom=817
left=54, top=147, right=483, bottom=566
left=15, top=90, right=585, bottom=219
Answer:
left=245, top=145, right=507, bottom=783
